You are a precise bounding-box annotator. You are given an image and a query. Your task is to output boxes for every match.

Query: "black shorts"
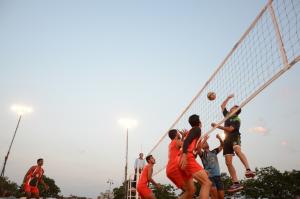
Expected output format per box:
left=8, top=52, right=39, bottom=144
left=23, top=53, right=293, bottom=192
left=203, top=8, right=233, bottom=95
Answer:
left=209, top=176, right=224, bottom=190
left=223, top=134, right=241, bottom=156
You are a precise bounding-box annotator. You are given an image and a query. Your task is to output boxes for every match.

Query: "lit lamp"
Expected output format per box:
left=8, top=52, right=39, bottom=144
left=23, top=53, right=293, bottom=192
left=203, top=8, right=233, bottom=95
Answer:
left=0, top=104, right=33, bottom=177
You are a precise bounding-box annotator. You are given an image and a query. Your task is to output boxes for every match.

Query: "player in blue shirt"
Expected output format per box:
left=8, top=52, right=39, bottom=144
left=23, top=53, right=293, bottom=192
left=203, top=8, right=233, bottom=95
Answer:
left=199, top=134, right=224, bottom=199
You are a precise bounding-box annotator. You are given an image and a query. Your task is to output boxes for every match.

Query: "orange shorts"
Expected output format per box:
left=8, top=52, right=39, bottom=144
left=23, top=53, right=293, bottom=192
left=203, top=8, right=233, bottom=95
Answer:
left=166, top=166, right=190, bottom=189
left=24, top=184, right=39, bottom=194
left=137, top=185, right=152, bottom=198
left=184, top=153, right=204, bottom=176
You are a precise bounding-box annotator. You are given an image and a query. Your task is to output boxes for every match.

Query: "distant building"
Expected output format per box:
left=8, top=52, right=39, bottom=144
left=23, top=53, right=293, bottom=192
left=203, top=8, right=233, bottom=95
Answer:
left=97, top=190, right=113, bottom=199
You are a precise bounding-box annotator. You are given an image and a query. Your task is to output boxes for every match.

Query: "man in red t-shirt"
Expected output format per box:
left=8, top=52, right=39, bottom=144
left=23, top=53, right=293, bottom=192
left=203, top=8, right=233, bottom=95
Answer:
left=137, top=155, right=160, bottom=199
left=23, top=158, right=49, bottom=199
left=179, top=114, right=212, bottom=199
left=166, top=129, right=195, bottom=199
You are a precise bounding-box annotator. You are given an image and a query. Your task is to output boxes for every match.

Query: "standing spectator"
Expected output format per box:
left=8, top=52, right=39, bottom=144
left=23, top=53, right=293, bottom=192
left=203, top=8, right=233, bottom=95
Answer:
left=133, top=153, right=145, bottom=187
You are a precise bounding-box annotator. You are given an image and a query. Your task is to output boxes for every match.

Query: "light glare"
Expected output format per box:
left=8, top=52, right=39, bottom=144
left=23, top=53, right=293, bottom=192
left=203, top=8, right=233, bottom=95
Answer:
left=118, top=118, right=138, bottom=129
left=218, top=132, right=226, bottom=141
left=11, top=104, right=33, bottom=115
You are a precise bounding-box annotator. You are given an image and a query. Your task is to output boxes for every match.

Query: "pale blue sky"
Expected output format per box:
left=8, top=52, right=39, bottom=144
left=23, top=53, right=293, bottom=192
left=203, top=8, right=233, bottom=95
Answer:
left=0, top=0, right=299, bottom=198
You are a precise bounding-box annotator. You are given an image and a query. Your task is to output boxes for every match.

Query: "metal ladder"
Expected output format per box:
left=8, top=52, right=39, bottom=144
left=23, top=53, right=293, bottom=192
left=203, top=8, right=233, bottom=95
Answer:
left=127, top=173, right=139, bottom=199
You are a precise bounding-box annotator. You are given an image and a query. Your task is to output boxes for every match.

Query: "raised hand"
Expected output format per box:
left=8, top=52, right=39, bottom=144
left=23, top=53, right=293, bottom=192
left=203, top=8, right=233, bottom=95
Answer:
left=228, top=94, right=234, bottom=98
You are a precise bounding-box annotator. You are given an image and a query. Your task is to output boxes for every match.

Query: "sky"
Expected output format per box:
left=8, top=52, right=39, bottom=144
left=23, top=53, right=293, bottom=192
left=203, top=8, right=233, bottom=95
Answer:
left=0, top=0, right=299, bottom=198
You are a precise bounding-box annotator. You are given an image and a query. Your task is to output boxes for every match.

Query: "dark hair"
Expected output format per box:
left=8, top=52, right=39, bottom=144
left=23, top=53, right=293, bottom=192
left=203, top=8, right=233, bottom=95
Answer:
left=37, top=158, right=43, bottom=163
left=234, top=105, right=242, bottom=115
left=188, top=114, right=201, bottom=127
left=168, top=129, right=177, bottom=140
left=146, top=155, right=152, bottom=163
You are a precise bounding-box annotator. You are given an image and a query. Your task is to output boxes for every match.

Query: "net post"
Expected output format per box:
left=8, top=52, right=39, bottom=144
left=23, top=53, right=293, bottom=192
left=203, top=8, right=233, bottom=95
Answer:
left=268, top=0, right=289, bottom=69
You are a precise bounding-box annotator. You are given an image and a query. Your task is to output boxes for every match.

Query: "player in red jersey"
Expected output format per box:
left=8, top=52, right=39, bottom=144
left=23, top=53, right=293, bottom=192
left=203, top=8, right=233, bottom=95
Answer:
left=179, top=114, right=212, bottom=199
left=23, top=158, right=49, bottom=199
left=166, top=129, right=195, bottom=199
left=137, top=155, right=160, bottom=199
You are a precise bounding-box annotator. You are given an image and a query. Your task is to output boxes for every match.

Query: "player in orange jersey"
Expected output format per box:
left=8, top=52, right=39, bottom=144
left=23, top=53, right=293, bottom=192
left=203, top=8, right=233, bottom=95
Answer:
left=166, top=129, right=195, bottom=199
left=137, top=155, right=160, bottom=199
left=23, top=158, right=49, bottom=199
left=179, top=114, right=212, bottom=199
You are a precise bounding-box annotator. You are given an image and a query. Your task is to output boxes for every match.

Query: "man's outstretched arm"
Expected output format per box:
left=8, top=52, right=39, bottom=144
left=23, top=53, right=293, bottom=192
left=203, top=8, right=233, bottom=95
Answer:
left=221, top=94, right=234, bottom=111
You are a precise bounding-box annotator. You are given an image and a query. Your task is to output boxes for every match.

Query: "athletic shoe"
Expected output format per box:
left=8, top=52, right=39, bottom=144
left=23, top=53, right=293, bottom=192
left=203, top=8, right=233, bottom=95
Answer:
left=245, top=170, right=255, bottom=178
left=227, top=183, right=244, bottom=193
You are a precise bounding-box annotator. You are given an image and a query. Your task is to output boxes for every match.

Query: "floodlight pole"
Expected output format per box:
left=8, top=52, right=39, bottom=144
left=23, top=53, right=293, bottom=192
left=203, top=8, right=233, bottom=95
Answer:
left=1, top=115, right=22, bottom=177
left=124, top=128, right=128, bottom=199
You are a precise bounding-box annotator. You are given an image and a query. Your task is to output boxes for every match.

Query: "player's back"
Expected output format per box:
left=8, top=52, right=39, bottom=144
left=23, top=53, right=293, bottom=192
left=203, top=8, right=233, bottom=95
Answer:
left=166, top=140, right=180, bottom=170
left=187, top=127, right=201, bottom=153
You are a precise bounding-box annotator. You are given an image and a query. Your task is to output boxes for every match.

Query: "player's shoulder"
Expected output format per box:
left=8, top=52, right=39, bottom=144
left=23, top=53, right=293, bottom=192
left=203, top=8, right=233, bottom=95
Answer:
left=170, top=139, right=176, bottom=145
left=147, top=164, right=153, bottom=170
left=232, top=116, right=241, bottom=122
left=190, top=126, right=201, bottom=133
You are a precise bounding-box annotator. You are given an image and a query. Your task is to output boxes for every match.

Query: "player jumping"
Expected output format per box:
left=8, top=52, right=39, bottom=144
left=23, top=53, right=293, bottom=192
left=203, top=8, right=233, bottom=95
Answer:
left=166, top=129, right=195, bottom=199
left=211, top=94, right=255, bottom=193
left=199, top=134, right=224, bottom=199
left=179, top=114, right=212, bottom=199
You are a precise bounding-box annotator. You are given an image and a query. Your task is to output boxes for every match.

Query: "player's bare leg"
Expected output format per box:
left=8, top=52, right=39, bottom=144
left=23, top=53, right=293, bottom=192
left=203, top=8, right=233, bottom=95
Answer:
left=217, top=189, right=224, bottom=199
left=25, top=192, right=31, bottom=199
left=225, top=155, right=238, bottom=182
left=180, top=178, right=195, bottom=199
left=210, top=187, right=218, bottom=199
left=233, top=145, right=255, bottom=177
left=192, top=170, right=211, bottom=199
left=143, top=193, right=156, bottom=199
left=31, top=192, right=39, bottom=199
left=233, top=145, right=250, bottom=169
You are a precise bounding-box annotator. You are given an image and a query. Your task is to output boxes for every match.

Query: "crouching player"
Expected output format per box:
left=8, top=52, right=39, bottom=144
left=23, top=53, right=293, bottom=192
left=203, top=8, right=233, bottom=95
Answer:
left=137, top=155, right=160, bottom=199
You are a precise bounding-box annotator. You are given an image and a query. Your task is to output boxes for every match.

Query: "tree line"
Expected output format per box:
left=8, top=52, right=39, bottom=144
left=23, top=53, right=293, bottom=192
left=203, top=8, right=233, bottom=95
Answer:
left=0, top=175, right=60, bottom=198
left=1, top=166, right=299, bottom=198
left=113, top=166, right=300, bottom=199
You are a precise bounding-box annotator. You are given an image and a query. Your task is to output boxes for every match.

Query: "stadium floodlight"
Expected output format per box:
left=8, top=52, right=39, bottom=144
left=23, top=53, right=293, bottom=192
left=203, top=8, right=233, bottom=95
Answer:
left=0, top=104, right=33, bottom=177
left=118, top=118, right=138, bottom=129
left=11, top=104, right=33, bottom=116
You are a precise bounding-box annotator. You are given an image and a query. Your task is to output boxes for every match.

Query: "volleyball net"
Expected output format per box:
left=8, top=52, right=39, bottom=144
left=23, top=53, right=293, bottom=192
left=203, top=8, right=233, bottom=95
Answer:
left=147, top=0, right=300, bottom=177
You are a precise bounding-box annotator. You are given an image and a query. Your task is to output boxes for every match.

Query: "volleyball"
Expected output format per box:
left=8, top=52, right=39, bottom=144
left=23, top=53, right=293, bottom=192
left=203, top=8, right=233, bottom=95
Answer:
left=207, top=92, right=216, bottom=101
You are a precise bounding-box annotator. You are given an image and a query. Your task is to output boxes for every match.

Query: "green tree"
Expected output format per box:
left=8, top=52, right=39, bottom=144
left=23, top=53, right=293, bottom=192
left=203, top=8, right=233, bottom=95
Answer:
left=113, top=183, right=177, bottom=199
left=151, top=184, right=177, bottom=199
left=220, top=172, right=231, bottom=193
left=37, top=175, right=61, bottom=198
left=242, top=166, right=300, bottom=199
left=0, top=176, right=19, bottom=197
left=112, top=183, right=125, bottom=199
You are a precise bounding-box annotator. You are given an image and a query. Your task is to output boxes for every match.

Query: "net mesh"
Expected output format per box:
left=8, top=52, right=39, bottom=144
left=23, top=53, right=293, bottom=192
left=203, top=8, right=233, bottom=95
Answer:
left=147, top=0, right=300, bottom=177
